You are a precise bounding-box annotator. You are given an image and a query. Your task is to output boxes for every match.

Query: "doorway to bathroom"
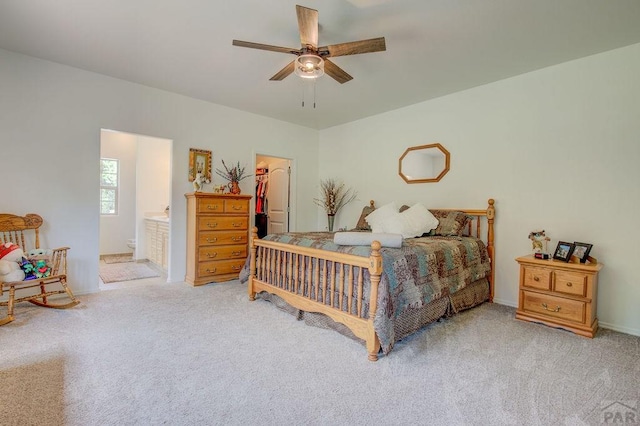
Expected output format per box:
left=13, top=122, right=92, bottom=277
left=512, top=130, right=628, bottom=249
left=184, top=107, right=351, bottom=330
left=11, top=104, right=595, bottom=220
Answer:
left=98, top=129, right=173, bottom=288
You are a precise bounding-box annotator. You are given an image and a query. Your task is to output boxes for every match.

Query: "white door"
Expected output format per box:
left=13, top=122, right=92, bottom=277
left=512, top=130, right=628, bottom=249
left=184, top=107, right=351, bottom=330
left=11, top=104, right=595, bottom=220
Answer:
left=267, top=158, right=290, bottom=234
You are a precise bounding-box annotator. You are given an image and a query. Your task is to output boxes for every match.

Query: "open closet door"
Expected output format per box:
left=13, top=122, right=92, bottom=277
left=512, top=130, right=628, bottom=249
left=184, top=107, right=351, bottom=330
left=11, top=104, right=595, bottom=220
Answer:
left=267, top=158, right=290, bottom=234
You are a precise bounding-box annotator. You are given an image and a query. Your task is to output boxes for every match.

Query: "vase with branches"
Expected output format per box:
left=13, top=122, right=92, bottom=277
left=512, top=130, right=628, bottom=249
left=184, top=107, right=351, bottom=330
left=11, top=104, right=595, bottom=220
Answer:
left=215, top=160, right=251, bottom=194
left=313, top=178, right=357, bottom=231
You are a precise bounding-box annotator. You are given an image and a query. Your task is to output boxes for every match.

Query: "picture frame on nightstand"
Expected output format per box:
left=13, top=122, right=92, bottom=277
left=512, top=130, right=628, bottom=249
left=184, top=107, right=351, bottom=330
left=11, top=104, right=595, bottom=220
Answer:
left=553, top=241, right=575, bottom=262
left=573, top=242, right=593, bottom=263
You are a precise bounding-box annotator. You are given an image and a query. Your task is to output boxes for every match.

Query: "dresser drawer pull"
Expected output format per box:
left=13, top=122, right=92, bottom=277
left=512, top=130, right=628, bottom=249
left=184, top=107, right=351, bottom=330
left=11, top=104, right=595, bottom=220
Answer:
left=231, top=236, right=243, bottom=242
left=541, top=303, right=561, bottom=313
left=207, top=222, right=218, bottom=228
left=232, top=205, right=242, bottom=210
left=232, top=265, right=241, bottom=271
left=206, top=237, right=218, bottom=243
left=232, top=251, right=241, bottom=256
left=206, top=205, right=218, bottom=210
left=206, top=252, right=218, bottom=258
left=566, top=282, right=572, bottom=287
left=533, top=276, right=540, bottom=282
left=206, top=268, right=217, bottom=273
left=233, top=223, right=241, bottom=228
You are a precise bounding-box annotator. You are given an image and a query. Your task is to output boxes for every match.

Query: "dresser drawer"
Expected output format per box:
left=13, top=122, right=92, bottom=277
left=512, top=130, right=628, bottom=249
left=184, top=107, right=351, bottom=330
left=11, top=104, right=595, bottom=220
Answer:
left=522, top=266, right=552, bottom=290
left=199, top=245, right=247, bottom=262
left=198, top=259, right=245, bottom=278
left=198, top=230, right=247, bottom=246
left=198, top=216, right=248, bottom=231
left=225, top=199, right=249, bottom=214
left=522, top=291, right=585, bottom=324
left=553, top=270, right=587, bottom=297
left=197, top=198, right=224, bottom=214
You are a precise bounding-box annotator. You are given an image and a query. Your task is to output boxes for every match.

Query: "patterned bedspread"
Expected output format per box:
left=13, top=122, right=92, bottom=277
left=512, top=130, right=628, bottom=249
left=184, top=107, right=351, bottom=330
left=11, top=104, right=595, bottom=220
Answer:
left=248, top=232, right=491, bottom=353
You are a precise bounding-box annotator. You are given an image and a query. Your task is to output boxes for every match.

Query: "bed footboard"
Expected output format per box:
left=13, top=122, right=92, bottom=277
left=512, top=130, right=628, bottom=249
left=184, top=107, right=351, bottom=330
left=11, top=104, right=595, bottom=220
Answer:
left=248, top=229, right=384, bottom=361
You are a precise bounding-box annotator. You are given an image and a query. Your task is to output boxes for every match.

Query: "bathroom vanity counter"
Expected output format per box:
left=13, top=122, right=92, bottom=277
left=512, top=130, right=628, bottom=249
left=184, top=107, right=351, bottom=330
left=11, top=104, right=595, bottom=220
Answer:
left=145, top=215, right=169, bottom=223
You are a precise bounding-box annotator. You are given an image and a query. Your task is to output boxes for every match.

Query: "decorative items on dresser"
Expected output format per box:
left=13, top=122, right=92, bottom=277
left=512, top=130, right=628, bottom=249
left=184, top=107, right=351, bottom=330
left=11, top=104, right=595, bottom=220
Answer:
left=185, top=192, right=252, bottom=286
left=215, top=160, right=252, bottom=195
left=515, top=254, right=603, bottom=337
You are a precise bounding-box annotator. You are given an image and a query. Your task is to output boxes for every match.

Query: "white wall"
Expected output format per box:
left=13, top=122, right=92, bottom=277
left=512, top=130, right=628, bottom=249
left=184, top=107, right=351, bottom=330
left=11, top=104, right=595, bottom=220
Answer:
left=99, top=131, right=137, bottom=255
left=0, top=48, right=319, bottom=295
left=319, top=43, right=640, bottom=336
left=136, top=134, right=172, bottom=263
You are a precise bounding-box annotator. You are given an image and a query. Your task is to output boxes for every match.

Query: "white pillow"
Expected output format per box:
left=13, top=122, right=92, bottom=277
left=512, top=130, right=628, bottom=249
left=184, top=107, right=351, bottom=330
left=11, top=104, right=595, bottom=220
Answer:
left=400, top=203, right=439, bottom=238
left=379, top=212, right=406, bottom=235
left=364, top=202, right=398, bottom=233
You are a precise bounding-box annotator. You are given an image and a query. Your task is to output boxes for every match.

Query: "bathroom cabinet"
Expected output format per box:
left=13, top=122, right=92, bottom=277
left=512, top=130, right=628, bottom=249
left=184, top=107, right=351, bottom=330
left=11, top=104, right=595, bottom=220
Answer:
left=145, top=218, right=169, bottom=270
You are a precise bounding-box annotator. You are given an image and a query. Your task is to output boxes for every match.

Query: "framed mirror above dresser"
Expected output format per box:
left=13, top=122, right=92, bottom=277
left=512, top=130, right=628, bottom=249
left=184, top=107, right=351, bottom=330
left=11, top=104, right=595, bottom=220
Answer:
left=398, top=143, right=450, bottom=183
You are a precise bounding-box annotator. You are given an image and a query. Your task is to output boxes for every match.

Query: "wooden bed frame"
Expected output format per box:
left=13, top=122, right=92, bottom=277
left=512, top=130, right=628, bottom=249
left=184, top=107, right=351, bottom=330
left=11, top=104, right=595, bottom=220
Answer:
left=248, top=199, right=495, bottom=361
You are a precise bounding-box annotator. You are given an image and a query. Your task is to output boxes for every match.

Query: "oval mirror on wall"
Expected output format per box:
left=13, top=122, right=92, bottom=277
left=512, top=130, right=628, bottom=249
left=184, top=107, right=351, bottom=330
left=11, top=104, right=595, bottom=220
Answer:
left=398, top=143, right=450, bottom=183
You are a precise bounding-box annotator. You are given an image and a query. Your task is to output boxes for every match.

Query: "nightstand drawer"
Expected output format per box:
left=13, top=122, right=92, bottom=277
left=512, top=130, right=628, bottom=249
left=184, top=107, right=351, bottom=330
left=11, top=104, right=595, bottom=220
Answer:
left=522, top=266, right=552, bottom=290
left=522, top=291, right=585, bottom=324
left=553, top=270, right=587, bottom=297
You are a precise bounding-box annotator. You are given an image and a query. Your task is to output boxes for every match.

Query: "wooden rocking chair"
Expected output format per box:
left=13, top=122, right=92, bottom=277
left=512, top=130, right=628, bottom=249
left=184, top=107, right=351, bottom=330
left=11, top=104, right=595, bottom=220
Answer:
left=0, top=213, right=79, bottom=325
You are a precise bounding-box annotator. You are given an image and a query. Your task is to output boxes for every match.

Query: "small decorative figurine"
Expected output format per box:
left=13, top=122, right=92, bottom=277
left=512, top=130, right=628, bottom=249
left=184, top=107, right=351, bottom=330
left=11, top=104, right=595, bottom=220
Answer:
left=528, top=230, right=550, bottom=254
left=192, top=172, right=203, bottom=192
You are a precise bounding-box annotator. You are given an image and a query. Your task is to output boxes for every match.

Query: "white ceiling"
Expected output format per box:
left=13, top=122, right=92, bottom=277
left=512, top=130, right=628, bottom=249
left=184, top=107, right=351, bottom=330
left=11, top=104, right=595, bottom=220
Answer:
left=1, top=0, right=640, bottom=130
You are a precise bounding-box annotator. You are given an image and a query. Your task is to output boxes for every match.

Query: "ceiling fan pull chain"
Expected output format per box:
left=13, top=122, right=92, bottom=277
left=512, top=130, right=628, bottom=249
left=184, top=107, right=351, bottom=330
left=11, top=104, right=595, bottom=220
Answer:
left=313, top=79, right=317, bottom=109
left=301, top=83, right=305, bottom=107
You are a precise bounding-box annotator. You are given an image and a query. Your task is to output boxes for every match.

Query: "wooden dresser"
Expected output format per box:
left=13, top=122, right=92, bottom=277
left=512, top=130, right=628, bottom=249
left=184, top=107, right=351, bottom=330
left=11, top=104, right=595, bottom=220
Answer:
left=515, top=254, right=603, bottom=337
left=185, top=192, right=252, bottom=286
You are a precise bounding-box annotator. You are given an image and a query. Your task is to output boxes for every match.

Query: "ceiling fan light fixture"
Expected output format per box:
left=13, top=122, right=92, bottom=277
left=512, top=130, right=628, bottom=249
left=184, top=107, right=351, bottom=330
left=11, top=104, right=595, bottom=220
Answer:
left=295, top=54, right=324, bottom=79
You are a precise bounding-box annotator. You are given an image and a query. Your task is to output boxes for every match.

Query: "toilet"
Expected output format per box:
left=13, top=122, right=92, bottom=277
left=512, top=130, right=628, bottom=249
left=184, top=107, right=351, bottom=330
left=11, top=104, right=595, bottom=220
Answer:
left=126, top=238, right=136, bottom=250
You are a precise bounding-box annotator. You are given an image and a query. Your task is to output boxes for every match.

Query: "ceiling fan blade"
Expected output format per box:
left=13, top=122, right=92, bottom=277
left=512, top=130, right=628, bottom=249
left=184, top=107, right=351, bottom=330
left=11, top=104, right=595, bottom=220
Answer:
left=233, top=40, right=301, bottom=55
left=269, top=61, right=295, bottom=81
left=324, top=59, right=353, bottom=84
left=296, top=5, right=318, bottom=49
left=320, top=37, right=386, bottom=57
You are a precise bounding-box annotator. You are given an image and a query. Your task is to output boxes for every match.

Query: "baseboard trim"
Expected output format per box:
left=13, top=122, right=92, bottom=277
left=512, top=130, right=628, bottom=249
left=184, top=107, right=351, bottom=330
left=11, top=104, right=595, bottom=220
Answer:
left=598, top=321, right=640, bottom=337
left=491, top=298, right=517, bottom=307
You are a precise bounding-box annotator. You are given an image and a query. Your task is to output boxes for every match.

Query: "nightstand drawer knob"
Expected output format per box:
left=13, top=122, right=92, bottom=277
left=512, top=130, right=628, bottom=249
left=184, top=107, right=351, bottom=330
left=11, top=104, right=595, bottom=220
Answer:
left=207, top=205, right=218, bottom=210
left=206, top=252, right=217, bottom=258
left=207, top=222, right=218, bottom=228
left=206, top=237, right=218, bottom=243
left=533, top=276, right=540, bottom=282
left=566, top=282, right=572, bottom=287
left=206, top=268, right=217, bottom=273
left=541, top=303, right=561, bottom=313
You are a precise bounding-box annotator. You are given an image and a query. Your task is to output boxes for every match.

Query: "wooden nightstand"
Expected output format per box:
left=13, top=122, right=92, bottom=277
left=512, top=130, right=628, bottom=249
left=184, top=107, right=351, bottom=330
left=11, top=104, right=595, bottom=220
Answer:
left=515, top=254, right=603, bottom=337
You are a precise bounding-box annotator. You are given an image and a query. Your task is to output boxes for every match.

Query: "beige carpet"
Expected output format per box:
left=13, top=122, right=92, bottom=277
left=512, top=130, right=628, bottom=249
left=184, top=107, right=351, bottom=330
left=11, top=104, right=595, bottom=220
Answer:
left=99, top=262, right=159, bottom=283
left=101, top=254, right=134, bottom=264
left=1, top=279, right=638, bottom=425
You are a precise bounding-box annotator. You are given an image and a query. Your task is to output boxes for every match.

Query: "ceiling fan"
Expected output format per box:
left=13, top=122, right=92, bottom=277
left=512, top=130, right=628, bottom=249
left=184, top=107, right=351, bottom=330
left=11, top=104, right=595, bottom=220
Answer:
left=232, top=5, right=386, bottom=84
